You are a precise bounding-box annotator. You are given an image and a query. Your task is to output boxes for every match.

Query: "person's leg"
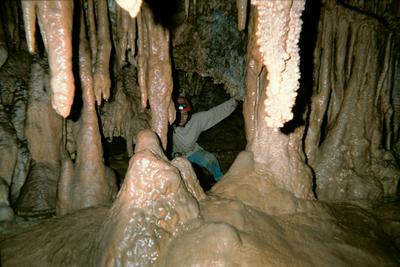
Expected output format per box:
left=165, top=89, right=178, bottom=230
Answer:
left=187, top=150, right=223, bottom=181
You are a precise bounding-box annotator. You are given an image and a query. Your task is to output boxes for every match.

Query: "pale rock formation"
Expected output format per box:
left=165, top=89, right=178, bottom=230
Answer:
left=137, top=3, right=176, bottom=149
left=251, top=0, right=305, bottom=128
left=56, top=11, right=118, bottom=215
left=21, top=0, right=74, bottom=117
left=116, top=0, right=143, bottom=18
left=243, top=4, right=314, bottom=200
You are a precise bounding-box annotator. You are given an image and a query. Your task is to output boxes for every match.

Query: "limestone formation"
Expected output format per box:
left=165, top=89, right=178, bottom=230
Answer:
left=56, top=10, right=118, bottom=216
left=21, top=0, right=75, bottom=117
left=0, top=0, right=399, bottom=266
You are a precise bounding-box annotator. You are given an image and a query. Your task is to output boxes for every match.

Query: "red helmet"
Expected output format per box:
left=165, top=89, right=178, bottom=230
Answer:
left=177, top=96, right=192, bottom=113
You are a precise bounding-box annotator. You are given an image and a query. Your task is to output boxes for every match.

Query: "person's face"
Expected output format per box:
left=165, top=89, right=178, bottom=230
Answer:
left=179, top=111, right=189, bottom=126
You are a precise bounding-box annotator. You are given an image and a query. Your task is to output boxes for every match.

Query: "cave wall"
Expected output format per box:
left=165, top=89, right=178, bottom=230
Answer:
left=171, top=0, right=246, bottom=99
left=304, top=0, right=400, bottom=201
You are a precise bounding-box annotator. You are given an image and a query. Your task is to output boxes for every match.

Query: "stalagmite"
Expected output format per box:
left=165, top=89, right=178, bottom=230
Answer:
left=90, top=130, right=200, bottom=266
left=251, top=0, right=305, bottom=128
left=56, top=10, right=117, bottom=215
left=21, top=0, right=75, bottom=118
left=15, top=57, right=62, bottom=216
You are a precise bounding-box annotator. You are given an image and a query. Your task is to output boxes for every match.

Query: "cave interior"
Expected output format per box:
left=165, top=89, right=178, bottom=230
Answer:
left=0, top=0, right=400, bottom=266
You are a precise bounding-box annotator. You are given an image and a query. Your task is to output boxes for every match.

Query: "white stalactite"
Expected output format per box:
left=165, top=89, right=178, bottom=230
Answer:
left=116, top=0, right=143, bottom=18
left=251, top=0, right=305, bottom=128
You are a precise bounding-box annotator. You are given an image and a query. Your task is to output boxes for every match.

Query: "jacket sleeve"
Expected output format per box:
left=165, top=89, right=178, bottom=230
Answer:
left=192, top=98, right=238, bottom=132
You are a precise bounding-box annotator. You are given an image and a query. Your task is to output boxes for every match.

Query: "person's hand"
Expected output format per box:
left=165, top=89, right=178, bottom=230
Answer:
left=234, top=90, right=245, bottom=101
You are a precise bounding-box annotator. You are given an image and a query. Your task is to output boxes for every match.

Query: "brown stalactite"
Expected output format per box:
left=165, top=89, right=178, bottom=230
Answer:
left=127, top=16, right=137, bottom=64
left=101, top=68, right=151, bottom=157
left=57, top=11, right=117, bottom=215
left=114, top=5, right=137, bottom=68
left=116, top=6, right=130, bottom=67
left=236, top=0, right=248, bottom=31
left=137, top=4, right=175, bottom=149
left=86, top=0, right=98, bottom=66
left=40, top=1, right=74, bottom=118
left=137, top=11, right=148, bottom=110
left=21, top=0, right=75, bottom=118
left=21, top=1, right=37, bottom=54
left=93, top=0, right=112, bottom=103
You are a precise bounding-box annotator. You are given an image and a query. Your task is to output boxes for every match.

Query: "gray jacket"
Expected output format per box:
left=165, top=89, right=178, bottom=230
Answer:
left=172, top=98, right=238, bottom=157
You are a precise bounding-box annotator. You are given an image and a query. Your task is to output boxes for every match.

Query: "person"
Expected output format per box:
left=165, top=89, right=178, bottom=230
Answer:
left=172, top=95, right=238, bottom=182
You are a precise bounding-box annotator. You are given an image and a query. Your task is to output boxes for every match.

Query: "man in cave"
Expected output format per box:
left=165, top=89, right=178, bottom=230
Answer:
left=171, top=95, right=238, bottom=182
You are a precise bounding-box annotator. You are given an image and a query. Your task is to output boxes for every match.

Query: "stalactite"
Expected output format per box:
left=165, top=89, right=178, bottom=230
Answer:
left=127, top=16, right=136, bottom=64
left=185, top=0, right=190, bottom=18
left=93, top=0, right=112, bottom=103
left=21, top=1, right=37, bottom=54
left=101, top=71, right=150, bottom=157
left=85, top=0, right=98, bottom=66
left=116, top=5, right=129, bottom=67
left=304, top=2, right=400, bottom=200
left=237, top=0, right=248, bottom=31
left=57, top=9, right=117, bottom=215
left=251, top=0, right=305, bottom=128
left=137, top=11, right=148, bottom=110
left=116, top=0, right=143, bottom=18
left=21, top=0, right=75, bottom=118
left=82, top=0, right=120, bottom=104
left=137, top=4, right=176, bottom=149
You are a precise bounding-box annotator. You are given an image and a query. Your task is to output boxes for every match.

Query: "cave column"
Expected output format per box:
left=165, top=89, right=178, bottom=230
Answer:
left=243, top=1, right=314, bottom=199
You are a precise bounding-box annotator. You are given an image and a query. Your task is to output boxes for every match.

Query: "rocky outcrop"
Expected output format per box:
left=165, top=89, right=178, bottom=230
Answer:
left=304, top=0, right=400, bottom=201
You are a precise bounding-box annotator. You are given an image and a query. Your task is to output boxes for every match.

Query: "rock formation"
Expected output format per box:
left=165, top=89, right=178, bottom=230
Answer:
left=0, top=0, right=399, bottom=266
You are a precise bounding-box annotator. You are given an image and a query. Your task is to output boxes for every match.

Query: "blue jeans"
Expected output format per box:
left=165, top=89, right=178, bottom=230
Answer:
left=187, top=150, right=223, bottom=181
